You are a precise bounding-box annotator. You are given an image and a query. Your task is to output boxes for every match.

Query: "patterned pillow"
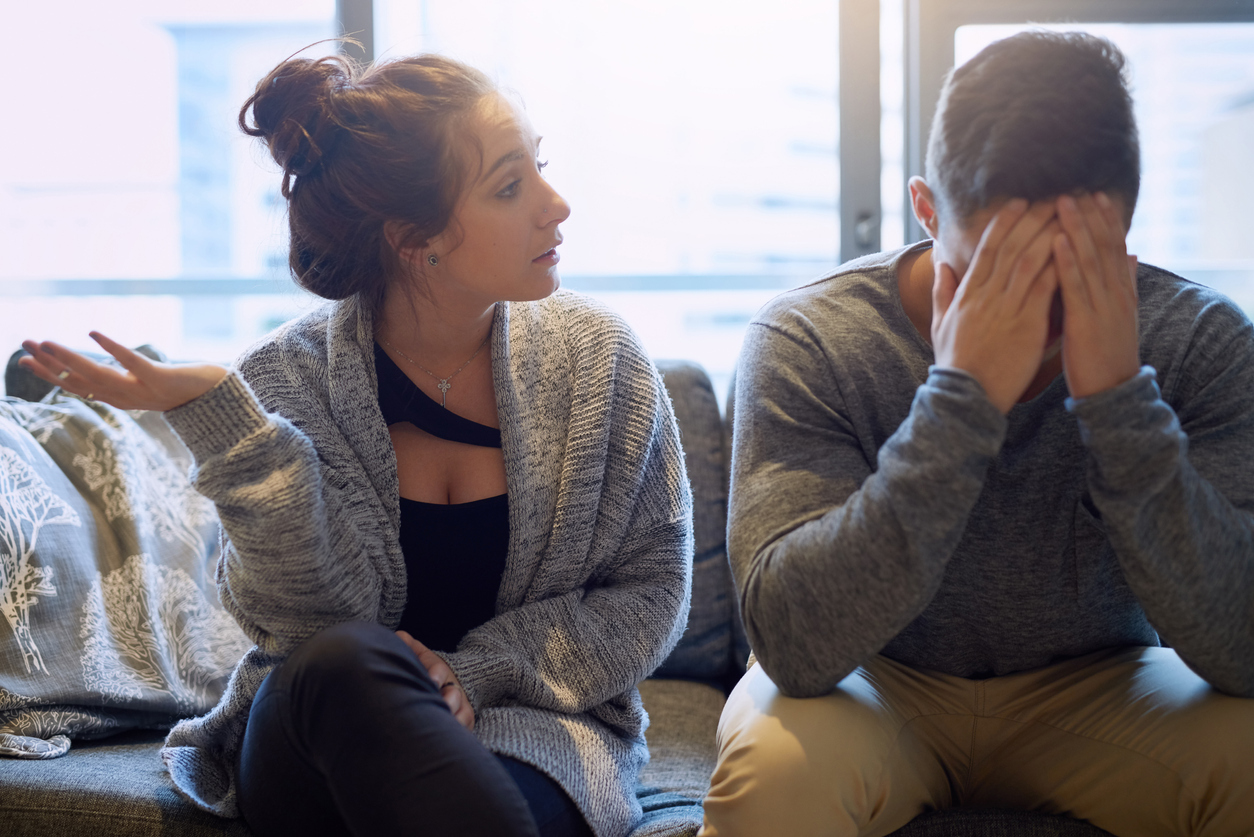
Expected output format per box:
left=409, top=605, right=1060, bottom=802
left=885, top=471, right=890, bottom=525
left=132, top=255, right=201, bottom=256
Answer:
left=0, top=393, right=250, bottom=759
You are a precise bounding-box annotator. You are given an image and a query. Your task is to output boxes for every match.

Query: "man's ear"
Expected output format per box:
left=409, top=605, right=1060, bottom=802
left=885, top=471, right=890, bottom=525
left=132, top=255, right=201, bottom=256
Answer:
left=383, top=220, right=430, bottom=269
left=908, top=177, right=942, bottom=240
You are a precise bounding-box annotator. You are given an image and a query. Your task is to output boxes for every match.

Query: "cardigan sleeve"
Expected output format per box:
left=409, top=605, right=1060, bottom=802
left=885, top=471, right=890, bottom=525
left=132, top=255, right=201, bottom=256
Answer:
left=438, top=346, right=694, bottom=715
left=163, top=369, right=391, bottom=657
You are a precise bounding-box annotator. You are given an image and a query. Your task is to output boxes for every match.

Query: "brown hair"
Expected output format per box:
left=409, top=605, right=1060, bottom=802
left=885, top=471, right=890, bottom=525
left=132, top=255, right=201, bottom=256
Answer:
left=926, top=30, right=1140, bottom=226
left=240, top=52, right=496, bottom=311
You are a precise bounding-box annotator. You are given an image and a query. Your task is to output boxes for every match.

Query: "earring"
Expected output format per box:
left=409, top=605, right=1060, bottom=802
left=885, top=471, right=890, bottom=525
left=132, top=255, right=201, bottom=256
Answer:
left=427, top=253, right=439, bottom=267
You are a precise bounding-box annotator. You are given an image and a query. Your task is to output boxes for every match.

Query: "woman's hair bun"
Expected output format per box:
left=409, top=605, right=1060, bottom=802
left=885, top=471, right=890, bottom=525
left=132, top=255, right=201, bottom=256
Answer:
left=240, top=55, right=352, bottom=196
left=241, top=50, right=497, bottom=310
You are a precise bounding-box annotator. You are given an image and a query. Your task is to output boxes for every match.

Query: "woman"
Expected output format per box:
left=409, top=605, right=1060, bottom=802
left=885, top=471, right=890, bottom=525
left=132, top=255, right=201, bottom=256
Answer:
left=20, top=53, right=692, bottom=837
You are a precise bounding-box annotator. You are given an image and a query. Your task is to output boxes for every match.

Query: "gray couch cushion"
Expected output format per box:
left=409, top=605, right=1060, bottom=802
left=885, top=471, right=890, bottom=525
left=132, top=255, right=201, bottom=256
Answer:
left=638, top=678, right=723, bottom=799
left=0, top=678, right=723, bottom=837
left=633, top=677, right=724, bottom=837
left=654, top=361, right=740, bottom=681
left=0, top=729, right=249, bottom=837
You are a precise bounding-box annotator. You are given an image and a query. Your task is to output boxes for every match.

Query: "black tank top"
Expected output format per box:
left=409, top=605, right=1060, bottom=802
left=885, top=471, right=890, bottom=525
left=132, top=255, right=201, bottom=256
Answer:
left=375, top=343, right=508, bottom=653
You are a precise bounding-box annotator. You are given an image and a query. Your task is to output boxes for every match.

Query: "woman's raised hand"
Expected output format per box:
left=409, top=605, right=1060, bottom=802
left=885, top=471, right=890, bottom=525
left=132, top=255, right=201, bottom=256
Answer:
left=19, top=332, right=228, bottom=412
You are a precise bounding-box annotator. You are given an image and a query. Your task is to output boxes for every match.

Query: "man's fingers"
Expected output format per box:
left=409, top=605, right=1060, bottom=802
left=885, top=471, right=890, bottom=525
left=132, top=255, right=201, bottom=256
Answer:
left=932, top=260, right=958, bottom=323
left=444, top=686, right=475, bottom=730
left=1057, top=195, right=1104, bottom=289
left=965, top=198, right=1030, bottom=288
left=395, top=630, right=446, bottom=681
left=1026, top=262, right=1060, bottom=310
left=1052, top=232, right=1093, bottom=310
left=455, top=702, right=474, bottom=730
left=1084, top=193, right=1129, bottom=290
left=417, top=648, right=450, bottom=681
left=982, top=200, right=1058, bottom=291
left=1005, top=219, right=1061, bottom=306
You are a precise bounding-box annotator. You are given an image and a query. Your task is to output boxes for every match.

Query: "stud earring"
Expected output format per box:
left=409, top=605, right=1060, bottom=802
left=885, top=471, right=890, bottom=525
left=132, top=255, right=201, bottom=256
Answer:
left=427, top=254, right=439, bottom=267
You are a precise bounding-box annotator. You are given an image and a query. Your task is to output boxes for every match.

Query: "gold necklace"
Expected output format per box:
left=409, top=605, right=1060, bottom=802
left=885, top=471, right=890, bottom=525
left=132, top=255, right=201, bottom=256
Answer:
left=382, top=330, right=491, bottom=408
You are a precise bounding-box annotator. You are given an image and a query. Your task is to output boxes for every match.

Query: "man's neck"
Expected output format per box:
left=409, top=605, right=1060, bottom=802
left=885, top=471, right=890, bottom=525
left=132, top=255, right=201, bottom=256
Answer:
left=897, top=244, right=935, bottom=342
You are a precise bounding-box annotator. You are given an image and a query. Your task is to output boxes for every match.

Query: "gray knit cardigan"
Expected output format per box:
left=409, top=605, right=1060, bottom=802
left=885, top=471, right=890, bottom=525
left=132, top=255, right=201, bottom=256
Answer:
left=158, top=290, right=694, bottom=837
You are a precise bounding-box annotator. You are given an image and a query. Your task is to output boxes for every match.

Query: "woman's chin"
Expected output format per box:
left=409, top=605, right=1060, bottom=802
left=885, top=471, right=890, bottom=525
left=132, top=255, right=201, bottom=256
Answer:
left=509, top=273, right=561, bottom=302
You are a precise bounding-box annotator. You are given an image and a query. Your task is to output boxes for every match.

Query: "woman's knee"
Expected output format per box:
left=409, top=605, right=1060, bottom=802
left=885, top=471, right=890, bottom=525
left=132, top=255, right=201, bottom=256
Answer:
left=278, top=621, right=436, bottom=702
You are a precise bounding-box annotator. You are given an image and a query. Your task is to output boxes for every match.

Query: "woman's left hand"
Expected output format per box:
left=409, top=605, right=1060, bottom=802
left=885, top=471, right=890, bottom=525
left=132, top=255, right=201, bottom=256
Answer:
left=396, top=630, right=475, bottom=730
left=19, top=333, right=228, bottom=411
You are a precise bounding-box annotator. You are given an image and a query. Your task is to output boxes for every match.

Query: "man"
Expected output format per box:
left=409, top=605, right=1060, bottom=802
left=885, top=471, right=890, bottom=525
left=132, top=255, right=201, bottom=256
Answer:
left=701, top=31, right=1254, bottom=837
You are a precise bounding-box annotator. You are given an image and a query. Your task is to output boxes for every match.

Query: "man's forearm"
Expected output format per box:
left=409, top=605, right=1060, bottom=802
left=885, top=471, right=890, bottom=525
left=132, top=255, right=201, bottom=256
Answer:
left=732, top=368, right=1006, bottom=697
left=1071, top=368, right=1254, bottom=697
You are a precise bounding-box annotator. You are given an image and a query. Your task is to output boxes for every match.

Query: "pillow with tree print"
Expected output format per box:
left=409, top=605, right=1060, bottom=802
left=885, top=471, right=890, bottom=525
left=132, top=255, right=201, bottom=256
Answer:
left=0, top=392, right=249, bottom=759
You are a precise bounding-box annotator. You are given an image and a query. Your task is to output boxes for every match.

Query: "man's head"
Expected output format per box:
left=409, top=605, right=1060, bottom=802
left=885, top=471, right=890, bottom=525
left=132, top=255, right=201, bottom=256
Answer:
left=910, top=30, right=1140, bottom=274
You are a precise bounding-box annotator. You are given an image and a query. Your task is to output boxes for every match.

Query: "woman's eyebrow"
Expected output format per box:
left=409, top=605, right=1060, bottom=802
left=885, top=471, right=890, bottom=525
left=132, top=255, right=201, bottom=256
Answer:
left=481, top=136, right=543, bottom=183
left=482, top=149, right=528, bottom=181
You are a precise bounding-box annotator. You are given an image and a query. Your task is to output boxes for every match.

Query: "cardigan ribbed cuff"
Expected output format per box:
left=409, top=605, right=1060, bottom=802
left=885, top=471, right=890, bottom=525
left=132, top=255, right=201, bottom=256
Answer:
left=436, top=649, right=516, bottom=711
left=164, top=372, right=271, bottom=462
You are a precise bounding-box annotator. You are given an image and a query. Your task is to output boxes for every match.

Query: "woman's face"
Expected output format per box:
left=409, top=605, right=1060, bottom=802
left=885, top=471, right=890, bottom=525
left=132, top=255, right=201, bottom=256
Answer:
left=426, top=94, right=571, bottom=308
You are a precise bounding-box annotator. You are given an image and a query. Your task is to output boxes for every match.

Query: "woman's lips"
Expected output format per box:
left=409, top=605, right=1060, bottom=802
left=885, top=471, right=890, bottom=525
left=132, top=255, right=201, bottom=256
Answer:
left=533, top=248, right=560, bottom=265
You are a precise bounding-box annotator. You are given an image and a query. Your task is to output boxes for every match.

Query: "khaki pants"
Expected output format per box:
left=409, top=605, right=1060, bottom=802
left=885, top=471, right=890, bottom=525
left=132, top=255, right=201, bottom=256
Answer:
left=700, top=648, right=1254, bottom=837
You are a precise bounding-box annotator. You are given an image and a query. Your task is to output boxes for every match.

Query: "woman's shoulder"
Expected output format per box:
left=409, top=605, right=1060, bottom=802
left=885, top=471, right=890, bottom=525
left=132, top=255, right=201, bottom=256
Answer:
left=231, top=301, right=345, bottom=409
left=530, top=289, right=647, bottom=360
left=235, top=302, right=338, bottom=377
left=505, top=291, right=663, bottom=415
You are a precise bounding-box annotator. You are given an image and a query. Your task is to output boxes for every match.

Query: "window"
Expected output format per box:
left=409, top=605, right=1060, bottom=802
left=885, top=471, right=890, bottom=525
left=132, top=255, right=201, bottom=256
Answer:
left=1, top=2, right=337, bottom=363
left=7, top=1, right=1253, bottom=399
left=953, top=22, right=1254, bottom=307
left=375, top=0, right=842, bottom=401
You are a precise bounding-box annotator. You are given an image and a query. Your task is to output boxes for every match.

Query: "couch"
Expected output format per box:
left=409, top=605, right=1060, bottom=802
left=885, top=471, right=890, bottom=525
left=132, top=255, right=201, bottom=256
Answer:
left=0, top=354, right=1111, bottom=836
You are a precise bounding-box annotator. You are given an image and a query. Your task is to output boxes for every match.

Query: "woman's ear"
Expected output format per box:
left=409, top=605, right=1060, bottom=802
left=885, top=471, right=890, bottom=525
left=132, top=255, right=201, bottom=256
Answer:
left=908, top=177, right=942, bottom=240
left=383, top=220, right=430, bottom=269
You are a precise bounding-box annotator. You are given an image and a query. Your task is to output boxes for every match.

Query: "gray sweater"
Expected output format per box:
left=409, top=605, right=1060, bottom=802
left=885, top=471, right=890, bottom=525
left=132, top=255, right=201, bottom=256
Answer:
left=730, top=243, right=1254, bottom=699
left=158, top=290, right=693, bottom=837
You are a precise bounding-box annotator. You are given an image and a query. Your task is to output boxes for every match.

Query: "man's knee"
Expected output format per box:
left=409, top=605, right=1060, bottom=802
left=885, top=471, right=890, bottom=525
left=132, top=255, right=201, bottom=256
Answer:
left=702, top=665, right=927, bottom=837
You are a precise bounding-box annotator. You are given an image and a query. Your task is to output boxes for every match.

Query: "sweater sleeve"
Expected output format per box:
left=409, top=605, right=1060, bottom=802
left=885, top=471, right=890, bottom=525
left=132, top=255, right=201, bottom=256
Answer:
left=164, top=372, right=389, bottom=656
left=729, top=318, right=1007, bottom=698
left=1069, top=324, right=1254, bottom=696
left=438, top=362, right=693, bottom=716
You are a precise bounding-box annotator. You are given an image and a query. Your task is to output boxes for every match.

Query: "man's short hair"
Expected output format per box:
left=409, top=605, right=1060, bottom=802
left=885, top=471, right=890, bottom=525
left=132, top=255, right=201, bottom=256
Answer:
left=925, top=30, right=1141, bottom=225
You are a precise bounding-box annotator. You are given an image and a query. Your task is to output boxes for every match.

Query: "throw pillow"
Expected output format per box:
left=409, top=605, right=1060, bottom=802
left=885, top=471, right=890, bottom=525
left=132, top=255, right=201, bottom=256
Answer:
left=0, top=392, right=250, bottom=759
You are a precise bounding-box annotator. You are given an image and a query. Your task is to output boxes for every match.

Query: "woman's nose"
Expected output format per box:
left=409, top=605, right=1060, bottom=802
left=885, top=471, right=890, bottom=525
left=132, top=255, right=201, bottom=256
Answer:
left=542, top=181, right=571, bottom=225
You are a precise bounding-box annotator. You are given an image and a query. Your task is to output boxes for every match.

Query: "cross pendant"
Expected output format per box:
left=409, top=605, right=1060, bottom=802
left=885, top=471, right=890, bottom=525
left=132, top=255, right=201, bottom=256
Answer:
left=437, top=379, right=451, bottom=407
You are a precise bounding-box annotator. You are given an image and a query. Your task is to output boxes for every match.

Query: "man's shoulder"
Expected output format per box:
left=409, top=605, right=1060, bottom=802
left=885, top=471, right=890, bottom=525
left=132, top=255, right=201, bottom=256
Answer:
left=752, top=244, right=926, bottom=343
left=1137, top=263, right=1253, bottom=352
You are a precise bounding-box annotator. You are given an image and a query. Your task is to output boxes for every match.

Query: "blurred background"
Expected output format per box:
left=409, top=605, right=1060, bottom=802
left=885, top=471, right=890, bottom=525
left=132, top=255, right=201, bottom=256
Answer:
left=2, top=0, right=1252, bottom=404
